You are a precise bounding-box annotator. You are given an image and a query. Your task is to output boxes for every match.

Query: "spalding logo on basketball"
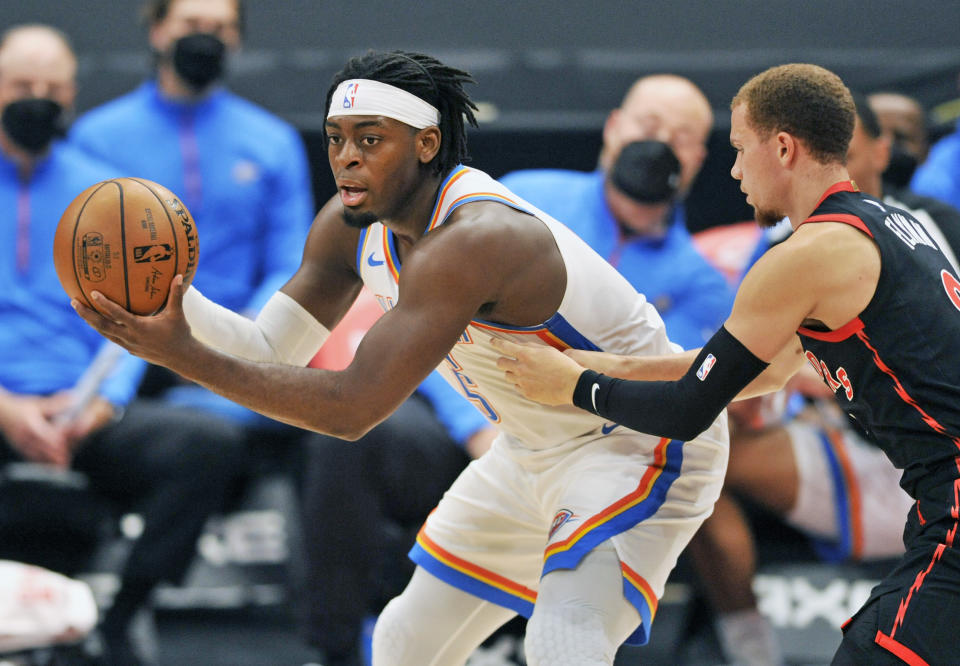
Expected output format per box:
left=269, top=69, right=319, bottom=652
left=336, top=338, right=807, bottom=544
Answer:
left=53, top=178, right=198, bottom=316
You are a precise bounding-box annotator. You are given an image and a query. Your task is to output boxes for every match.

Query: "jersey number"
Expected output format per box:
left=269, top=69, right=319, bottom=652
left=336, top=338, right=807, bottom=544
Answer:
left=444, top=353, right=501, bottom=424
left=805, top=351, right=854, bottom=400
left=942, top=269, right=960, bottom=312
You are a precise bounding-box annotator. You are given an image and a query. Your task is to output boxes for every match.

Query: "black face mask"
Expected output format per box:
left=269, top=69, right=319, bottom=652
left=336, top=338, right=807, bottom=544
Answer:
left=610, top=140, right=681, bottom=205
left=1, top=98, right=65, bottom=153
left=172, top=33, right=226, bottom=91
left=882, top=141, right=920, bottom=190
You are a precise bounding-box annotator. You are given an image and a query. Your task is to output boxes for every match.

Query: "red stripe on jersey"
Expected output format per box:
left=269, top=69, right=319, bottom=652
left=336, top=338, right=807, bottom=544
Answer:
left=382, top=231, right=400, bottom=283
left=875, top=630, right=930, bottom=665
left=950, top=456, right=960, bottom=540
left=855, top=329, right=960, bottom=451
left=801, top=213, right=874, bottom=237
left=798, top=317, right=864, bottom=342
left=884, top=459, right=960, bottom=641
left=814, top=180, right=858, bottom=208
left=620, top=561, right=659, bottom=617
left=890, top=543, right=945, bottom=639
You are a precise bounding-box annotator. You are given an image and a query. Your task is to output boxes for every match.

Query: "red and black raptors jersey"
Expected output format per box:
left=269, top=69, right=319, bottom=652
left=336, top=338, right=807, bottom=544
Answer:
left=796, top=182, right=960, bottom=502
left=805, top=183, right=960, bottom=664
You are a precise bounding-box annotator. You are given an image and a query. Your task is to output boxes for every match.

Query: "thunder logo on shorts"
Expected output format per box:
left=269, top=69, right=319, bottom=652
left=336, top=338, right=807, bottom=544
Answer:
left=548, top=509, right=577, bottom=539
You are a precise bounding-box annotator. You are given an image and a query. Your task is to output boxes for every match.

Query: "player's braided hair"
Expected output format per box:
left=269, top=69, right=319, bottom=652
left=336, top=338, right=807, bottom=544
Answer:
left=325, top=50, right=479, bottom=176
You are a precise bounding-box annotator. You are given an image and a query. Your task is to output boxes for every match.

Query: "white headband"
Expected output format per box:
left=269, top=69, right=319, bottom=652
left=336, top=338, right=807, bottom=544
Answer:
left=327, top=79, right=440, bottom=129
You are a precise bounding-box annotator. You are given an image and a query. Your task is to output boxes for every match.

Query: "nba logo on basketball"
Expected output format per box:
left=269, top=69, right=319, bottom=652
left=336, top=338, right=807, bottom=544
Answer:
left=342, top=82, right=359, bottom=108
left=696, top=354, right=716, bottom=381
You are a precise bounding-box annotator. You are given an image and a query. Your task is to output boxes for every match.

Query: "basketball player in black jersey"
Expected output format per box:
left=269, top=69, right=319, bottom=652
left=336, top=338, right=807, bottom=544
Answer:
left=496, top=63, right=960, bottom=664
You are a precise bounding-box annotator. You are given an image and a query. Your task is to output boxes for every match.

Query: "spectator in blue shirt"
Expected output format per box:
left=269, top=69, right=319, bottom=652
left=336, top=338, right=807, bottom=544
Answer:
left=910, top=92, right=960, bottom=211
left=500, top=74, right=733, bottom=351
left=70, top=0, right=314, bottom=429
left=0, top=24, right=244, bottom=665
left=868, top=91, right=929, bottom=190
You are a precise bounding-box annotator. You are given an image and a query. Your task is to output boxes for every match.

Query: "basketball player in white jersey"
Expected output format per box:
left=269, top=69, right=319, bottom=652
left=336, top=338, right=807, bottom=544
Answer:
left=72, top=50, right=728, bottom=666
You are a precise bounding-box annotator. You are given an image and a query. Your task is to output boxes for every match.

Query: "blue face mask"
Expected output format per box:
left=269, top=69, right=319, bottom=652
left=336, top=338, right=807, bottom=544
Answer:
left=1, top=98, right=65, bottom=153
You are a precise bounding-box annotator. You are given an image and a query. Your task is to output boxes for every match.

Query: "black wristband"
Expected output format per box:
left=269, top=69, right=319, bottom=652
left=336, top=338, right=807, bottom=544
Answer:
left=570, top=326, right=768, bottom=441
left=573, top=369, right=613, bottom=415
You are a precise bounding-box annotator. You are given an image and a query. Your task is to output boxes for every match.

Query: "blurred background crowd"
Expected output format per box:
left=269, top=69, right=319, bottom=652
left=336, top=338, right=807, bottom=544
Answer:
left=1, top=1, right=959, bottom=665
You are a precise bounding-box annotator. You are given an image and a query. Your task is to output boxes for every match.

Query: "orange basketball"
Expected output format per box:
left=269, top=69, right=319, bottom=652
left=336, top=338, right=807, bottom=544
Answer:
left=53, top=178, right=199, bottom=316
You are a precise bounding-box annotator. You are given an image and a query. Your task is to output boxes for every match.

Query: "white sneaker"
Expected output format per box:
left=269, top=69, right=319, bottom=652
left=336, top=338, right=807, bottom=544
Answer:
left=716, top=608, right=784, bottom=666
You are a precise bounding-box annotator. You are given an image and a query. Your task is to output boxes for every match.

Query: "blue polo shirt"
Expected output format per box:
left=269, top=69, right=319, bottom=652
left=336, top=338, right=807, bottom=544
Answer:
left=0, top=141, right=144, bottom=405
left=70, top=81, right=314, bottom=424
left=71, top=80, right=313, bottom=314
left=911, top=120, right=960, bottom=212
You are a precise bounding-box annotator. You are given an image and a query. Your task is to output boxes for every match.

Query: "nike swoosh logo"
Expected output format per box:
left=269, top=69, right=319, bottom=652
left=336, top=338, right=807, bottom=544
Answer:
left=591, top=383, right=600, bottom=412
left=367, top=252, right=385, bottom=267
left=601, top=423, right=619, bottom=435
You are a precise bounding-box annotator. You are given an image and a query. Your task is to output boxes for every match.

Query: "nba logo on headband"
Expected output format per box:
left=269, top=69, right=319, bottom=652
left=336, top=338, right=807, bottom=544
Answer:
left=329, top=79, right=440, bottom=129
left=342, top=82, right=359, bottom=109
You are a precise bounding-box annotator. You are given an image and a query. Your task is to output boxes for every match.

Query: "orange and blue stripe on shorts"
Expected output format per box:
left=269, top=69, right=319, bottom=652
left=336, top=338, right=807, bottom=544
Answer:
left=410, top=529, right=538, bottom=618
left=410, top=437, right=682, bottom=646
left=621, top=562, right=661, bottom=645
left=543, top=436, right=683, bottom=645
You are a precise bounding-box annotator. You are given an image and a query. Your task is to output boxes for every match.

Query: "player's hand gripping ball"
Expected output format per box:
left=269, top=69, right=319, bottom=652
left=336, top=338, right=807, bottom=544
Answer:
left=53, top=177, right=198, bottom=316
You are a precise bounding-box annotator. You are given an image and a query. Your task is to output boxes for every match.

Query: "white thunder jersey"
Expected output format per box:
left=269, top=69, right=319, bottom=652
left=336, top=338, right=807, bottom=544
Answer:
left=356, top=166, right=677, bottom=449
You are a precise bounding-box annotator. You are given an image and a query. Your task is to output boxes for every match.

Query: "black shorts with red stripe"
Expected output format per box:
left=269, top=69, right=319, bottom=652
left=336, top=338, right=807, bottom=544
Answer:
left=834, top=512, right=960, bottom=665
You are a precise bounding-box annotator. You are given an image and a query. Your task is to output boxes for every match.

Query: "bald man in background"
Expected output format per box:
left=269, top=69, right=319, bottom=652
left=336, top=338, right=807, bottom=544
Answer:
left=867, top=91, right=930, bottom=190
left=597, top=74, right=712, bottom=193
left=501, top=74, right=733, bottom=352
left=0, top=24, right=244, bottom=666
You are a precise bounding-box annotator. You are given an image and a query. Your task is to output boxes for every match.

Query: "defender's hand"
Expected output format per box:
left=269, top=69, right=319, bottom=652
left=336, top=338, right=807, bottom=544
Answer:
left=563, top=349, right=630, bottom=377
left=491, top=337, right=584, bottom=406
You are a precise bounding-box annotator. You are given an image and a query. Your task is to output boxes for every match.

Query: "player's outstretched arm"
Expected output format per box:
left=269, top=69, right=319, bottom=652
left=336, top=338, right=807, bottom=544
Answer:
left=72, top=262, right=468, bottom=440
left=565, top=348, right=699, bottom=381
left=498, top=326, right=804, bottom=412
left=181, top=196, right=364, bottom=366
left=72, top=199, right=528, bottom=441
left=496, top=237, right=832, bottom=440
left=564, top=343, right=803, bottom=400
